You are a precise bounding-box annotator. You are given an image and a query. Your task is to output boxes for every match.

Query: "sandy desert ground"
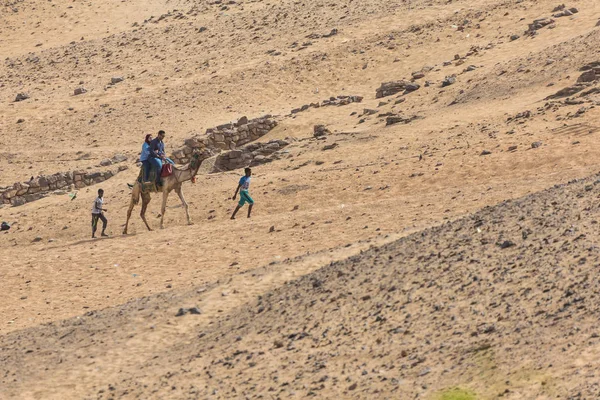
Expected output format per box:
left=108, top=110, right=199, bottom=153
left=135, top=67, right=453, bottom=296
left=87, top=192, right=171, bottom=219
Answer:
left=2, top=0, right=600, bottom=398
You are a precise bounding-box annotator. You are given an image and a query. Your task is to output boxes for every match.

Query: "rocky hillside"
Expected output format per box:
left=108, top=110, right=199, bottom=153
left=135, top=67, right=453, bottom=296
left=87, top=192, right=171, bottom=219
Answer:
left=3, top=173, right=600, bottom=399
left=2, top=0, right=600, bottom=399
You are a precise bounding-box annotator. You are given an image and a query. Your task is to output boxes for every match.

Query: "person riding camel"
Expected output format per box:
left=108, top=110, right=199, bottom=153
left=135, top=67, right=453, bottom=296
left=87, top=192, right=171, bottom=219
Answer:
left=140, top=134, right=153, bottom=182
left=149, top=130, right=166, bottom=186
left=159, top=141, right=175, bottom=166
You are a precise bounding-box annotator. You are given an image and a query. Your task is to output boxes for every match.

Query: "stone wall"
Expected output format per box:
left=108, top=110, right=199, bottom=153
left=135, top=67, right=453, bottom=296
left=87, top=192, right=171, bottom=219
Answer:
left=0, top=166, right=128, bottom=207
left=211, top=139, right=290, bottom=172
left=170, top=115, right=278, bottom=164
left=290, top=95, right=363, bottom=115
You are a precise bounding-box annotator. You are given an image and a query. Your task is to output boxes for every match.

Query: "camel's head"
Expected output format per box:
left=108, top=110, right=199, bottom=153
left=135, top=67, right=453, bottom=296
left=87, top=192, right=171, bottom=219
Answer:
left=190, top=148, right=214, bottom=170
left=194, top=147, right=214, bottom=158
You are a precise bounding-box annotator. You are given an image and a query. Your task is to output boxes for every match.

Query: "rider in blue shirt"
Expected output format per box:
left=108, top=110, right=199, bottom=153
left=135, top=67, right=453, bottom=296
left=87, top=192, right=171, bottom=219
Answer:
left=140, top=134, right=152, bottom=181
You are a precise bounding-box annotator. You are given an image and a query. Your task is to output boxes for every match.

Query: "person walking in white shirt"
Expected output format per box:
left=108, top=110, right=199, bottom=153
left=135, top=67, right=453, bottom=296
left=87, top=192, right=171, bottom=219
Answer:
left=91, top=189, right=108, bottom=238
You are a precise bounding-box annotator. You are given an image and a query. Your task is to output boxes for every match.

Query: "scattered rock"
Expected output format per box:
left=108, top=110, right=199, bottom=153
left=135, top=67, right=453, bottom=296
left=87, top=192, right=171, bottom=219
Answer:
left=313, top=125, right=330, bottom=138
left=405, top=83, right=420, bottom=93
left=498, top=240, right=515, bottom=249
left=175, top=307, right=201, bottom=316
left=508, top=110, right=532, bottom=121
left=74, top=87, right=88, bottom=96
left=510, top=34, right=520, bottom=41
left=480, top=150, right=492, bottom=156
left=553, top=7, right=578, bottom=18
left=323, top=28, right=338, bottom=38
left=307, top=28, right=338, bottom=39
left=99, top=159, right=113, bottom=167
left=110, top=77, right=124, bottom=85
left=15, top=93, right=30, bottom=102
left=532, top=141, right=543, bottom=149
left=442, top=76, right=456, bottom=87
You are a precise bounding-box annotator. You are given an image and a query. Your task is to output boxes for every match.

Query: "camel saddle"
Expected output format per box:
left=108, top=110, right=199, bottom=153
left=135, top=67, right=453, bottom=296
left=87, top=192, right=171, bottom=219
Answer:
left=161, top=163, right=173, bottom=177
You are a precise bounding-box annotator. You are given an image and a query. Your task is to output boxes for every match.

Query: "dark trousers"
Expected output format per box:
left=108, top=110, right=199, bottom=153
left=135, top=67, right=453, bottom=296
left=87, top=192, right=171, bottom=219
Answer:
left=92, top=213, right=107, bottom=234
left=141, top=160, right=151, bottom=182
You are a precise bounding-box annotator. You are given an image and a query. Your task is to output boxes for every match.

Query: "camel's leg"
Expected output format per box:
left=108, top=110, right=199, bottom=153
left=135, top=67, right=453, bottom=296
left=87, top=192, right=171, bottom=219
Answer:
left=123, top=196, right=136, bottom=234
left=175, top=185, right=192, bottom=225
left=159, top=188, right=170, bottom=229
left=140, top=193, right=153, bottom=231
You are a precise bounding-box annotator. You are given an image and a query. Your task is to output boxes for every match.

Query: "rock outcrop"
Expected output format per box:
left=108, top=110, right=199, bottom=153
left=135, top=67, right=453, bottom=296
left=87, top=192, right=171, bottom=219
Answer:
left=577, top=62, right=600, bottom=83
left=545, top=62, right=600, bottom=100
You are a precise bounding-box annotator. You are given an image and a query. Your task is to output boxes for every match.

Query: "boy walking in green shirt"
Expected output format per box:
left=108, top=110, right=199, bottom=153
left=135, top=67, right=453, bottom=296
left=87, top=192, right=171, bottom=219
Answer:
left=231, top=168, right=254, bottom=219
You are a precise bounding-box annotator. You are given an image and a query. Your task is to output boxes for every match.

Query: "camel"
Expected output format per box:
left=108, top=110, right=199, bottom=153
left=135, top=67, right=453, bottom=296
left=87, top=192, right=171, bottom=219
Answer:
left=123, top=151, right=209, bottom=234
